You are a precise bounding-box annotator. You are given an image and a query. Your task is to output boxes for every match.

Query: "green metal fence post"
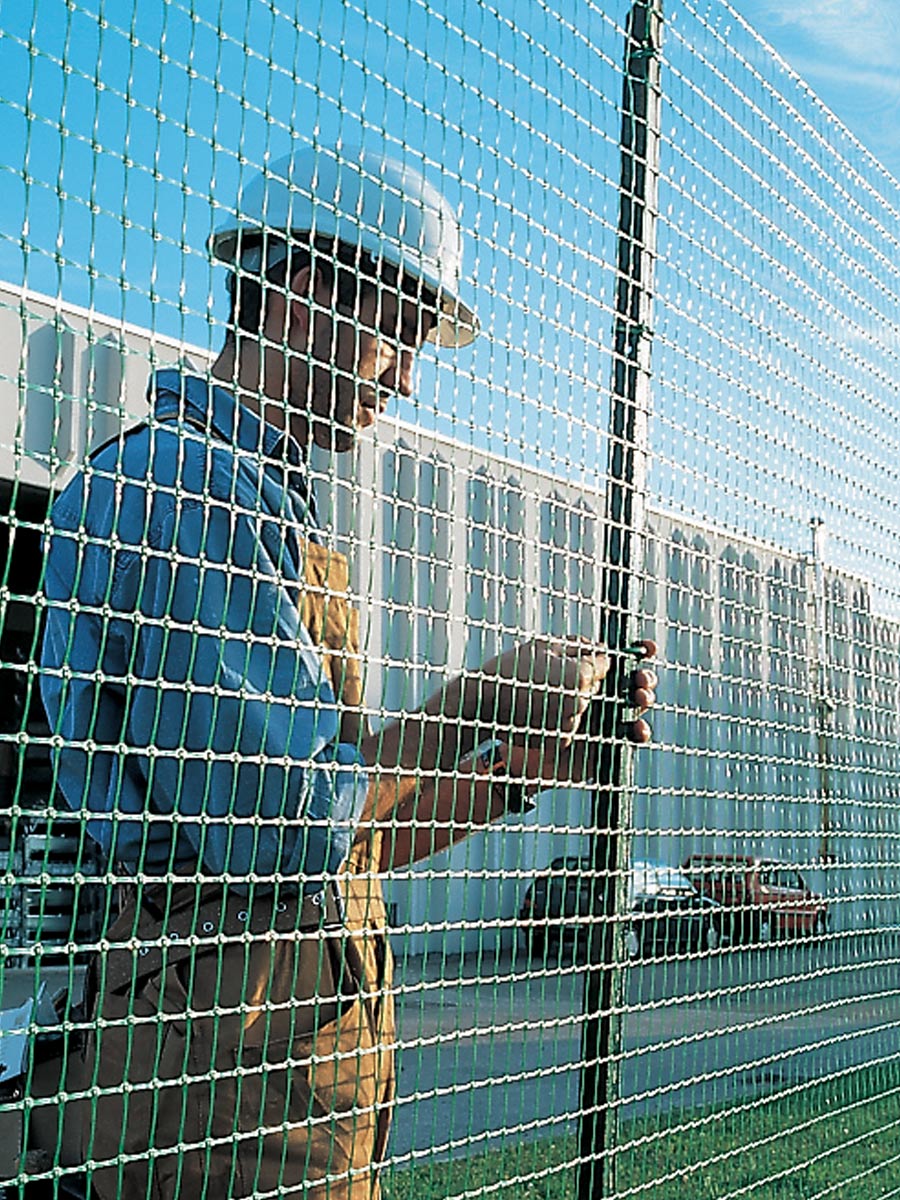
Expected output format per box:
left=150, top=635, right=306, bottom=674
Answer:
left=577, top=3, right=663, bottom=1197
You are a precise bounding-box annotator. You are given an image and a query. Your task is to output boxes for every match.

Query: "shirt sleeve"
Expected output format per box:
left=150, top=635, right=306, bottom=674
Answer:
left=40, top=482, right=121, bottom=854
left=123, top=495, right=368, bottom=883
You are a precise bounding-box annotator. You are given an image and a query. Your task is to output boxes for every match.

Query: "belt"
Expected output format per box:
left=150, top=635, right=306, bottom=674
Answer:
left=101, top=880, right=346, bottom=994
left=111, top=873, right=344, bottom=920
left=139, top=878, right=348, bottom=931
left=137, top=879, right=345, bottom=928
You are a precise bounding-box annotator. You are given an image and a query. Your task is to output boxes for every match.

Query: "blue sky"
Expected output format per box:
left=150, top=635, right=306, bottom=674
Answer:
left=0, top=0, right=630, bottom=472
left=1, top=0, right=899, bottom=594
left=733, top=0, right=900, bottom=182
left=2, top=1, right=896, bottom=342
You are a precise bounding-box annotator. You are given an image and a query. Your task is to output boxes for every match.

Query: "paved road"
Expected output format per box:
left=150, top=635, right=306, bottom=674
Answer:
left=388, top=932, right=900, bottom=1162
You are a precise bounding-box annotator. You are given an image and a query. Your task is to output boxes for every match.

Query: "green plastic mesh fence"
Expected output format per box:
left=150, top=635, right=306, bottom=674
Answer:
left=1, top=2, right=899, bottom=1198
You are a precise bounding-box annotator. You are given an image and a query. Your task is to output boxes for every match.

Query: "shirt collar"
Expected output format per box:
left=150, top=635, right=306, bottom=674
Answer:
left=148, top=369, right=304, bottom=466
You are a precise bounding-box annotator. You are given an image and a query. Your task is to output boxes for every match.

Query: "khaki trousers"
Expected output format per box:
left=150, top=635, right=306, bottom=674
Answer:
left=31, top=881, right=394, bottom=1200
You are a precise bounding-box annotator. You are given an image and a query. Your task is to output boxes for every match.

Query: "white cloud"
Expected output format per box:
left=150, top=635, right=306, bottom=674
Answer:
left=733, top=0, right=900, bottom=176
left=751, top=0, right=900, bottom=71
left=783, top=54, right=900, bottom=99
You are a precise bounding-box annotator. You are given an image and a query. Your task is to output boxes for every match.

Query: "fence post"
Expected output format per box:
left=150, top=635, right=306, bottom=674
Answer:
left=577, top=3, right=663, bottom=1197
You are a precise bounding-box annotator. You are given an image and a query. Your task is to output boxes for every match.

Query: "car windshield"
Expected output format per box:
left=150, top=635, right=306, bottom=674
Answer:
left=632, top=862, right=694, bottom=896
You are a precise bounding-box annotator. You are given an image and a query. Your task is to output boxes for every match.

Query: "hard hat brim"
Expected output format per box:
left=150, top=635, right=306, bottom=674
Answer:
left=434, top=293, right=479, bottom=348
left=211, top=227, right=478, bottom=348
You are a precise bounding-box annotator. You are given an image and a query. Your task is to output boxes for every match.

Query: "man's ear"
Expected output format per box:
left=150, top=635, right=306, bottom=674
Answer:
left=285, top=263, right=314, bottom=346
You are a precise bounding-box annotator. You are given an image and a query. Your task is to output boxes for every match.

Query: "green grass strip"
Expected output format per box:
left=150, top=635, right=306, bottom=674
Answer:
left=383, top=1060, right=900, bottom=1199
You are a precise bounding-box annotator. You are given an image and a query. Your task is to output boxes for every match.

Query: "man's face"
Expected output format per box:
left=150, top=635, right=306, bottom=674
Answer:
left=293, top=277, right=439, bottom=451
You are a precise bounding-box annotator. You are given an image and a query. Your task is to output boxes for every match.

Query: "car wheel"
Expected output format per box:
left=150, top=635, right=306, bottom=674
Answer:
left=704, top=922, right=721, bottom=953
left=522, top=927, right=546, bottom=960
left=814, top=912, right=829, bottom=938
left=758, top=919, right=772, bottom=944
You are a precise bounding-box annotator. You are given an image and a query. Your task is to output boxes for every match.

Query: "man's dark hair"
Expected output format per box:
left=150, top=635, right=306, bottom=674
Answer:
left=226, top=233, right=438, bottom=339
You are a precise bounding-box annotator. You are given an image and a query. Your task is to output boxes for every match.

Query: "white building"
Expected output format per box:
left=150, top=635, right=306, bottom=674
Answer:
left=1, top=282, right=897, bottom=959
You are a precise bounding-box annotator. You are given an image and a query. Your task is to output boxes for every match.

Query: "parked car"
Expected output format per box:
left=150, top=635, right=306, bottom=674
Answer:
left=517, top=856, right=723, bottom=963
left=518, top=856, right=595, bottom=962
left=626, top=862, right=723, bottom=958
left=681, top=854, right=828, bottom=942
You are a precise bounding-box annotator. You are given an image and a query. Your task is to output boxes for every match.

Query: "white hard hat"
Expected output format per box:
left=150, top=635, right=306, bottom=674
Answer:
left=210, top=145, right=479, bottom=347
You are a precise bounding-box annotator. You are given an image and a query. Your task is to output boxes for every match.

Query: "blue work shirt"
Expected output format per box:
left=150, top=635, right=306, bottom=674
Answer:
left=40, top=370, right=368, bottom=888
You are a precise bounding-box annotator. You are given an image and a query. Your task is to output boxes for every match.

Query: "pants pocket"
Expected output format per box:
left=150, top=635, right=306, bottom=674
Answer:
left=231, top=1004, right=380, bottom=1199
left=81, top=961, right=190, bottom=1200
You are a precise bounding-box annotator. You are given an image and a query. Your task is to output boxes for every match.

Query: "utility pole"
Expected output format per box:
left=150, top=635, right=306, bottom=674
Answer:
left=809, top=517, right=834, bottom=864
left=577, top=4, right=663, bottom=1198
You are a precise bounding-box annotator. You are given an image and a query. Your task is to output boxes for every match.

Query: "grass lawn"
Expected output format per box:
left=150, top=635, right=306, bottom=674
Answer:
left=383, top=1061, right=900, bottom=1199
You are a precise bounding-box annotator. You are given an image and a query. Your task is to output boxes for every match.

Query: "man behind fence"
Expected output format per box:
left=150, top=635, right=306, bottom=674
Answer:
left=37, top=146, right=656, bottom=1199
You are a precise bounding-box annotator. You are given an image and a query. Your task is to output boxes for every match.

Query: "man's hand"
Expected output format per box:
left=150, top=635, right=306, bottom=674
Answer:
left=369, top=635, right=657, bottom=795
left=625, top=639, right=658, bottom=745
left=458, top=636, right=611, bottom=744
left=368, top=636, right=658, bottom=852
left=442, top=635, right=656, bottom=747
left=468, top=636, right=658, bottom=795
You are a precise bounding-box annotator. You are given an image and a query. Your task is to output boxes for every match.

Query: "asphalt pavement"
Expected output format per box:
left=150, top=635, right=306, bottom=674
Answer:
left=387, top=931, right=900, bottom=1164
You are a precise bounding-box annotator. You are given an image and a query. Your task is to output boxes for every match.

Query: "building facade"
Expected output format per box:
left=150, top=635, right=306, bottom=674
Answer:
left=1, top=283, right=897, bottom=962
